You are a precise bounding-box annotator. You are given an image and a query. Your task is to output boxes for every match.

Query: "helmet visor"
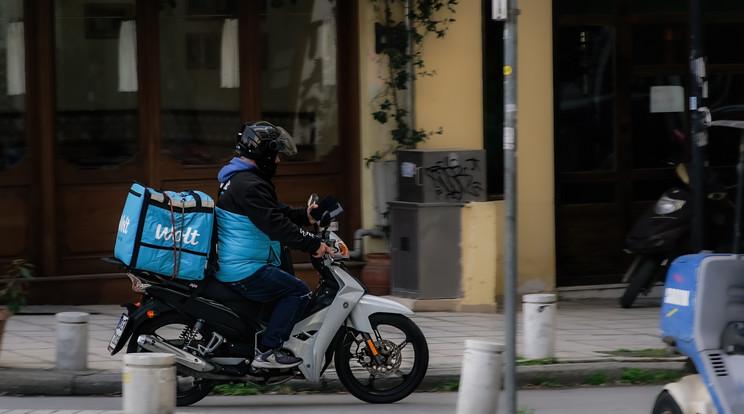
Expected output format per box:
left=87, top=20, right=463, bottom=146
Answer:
left=275, top=126, right=298, bottom=156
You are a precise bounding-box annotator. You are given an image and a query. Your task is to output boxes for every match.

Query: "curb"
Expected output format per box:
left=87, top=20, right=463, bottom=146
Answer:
left=0, top=360, right=689, bottom=397
left=0, top=368, right=121, bottom=396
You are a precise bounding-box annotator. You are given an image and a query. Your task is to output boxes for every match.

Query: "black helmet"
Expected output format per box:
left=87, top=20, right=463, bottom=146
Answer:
left=236, top=121, right=297, bottom=174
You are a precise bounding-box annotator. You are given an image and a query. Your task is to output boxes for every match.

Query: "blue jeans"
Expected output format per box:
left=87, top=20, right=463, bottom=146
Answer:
left=228, top=265, right=311, bottom=350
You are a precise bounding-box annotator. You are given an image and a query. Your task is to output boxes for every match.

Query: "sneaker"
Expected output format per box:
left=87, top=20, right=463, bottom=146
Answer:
left=251, top=347, right=302, bottom=369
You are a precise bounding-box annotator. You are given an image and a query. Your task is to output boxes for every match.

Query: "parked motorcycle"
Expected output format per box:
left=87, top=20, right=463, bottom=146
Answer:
left=619, top=164, right=734, bottom=308
left=105, top=196, right=429, bottom=406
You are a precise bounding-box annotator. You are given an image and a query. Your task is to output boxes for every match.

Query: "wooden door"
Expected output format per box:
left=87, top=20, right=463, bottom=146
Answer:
left=18, top=0, right=359, bottom=301
left=554, top=1, right=744, bottom=286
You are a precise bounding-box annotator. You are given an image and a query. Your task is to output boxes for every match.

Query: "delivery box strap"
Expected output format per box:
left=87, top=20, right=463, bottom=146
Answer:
left=137, top=242, right=209, bottom=257
left=162, top=191, right=185, bottom=280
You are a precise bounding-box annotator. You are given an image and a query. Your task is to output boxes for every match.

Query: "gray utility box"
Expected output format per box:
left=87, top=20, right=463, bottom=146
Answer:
left=397, top=149, right=487, bottom=203
left=390, top=201, right=463, bottom=300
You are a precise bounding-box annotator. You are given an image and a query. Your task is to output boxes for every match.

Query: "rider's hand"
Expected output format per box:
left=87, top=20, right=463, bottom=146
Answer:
left=313, top=242, right=334, bottom=258
left=307, top=203, right=318, bottom=224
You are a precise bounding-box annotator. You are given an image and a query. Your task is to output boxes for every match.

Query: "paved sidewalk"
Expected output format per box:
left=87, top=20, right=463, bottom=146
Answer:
left=0, top=297, right=684, bottom=402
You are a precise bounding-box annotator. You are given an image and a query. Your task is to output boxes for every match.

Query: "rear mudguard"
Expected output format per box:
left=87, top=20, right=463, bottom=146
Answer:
left=109, top=299, right=174, bottom=355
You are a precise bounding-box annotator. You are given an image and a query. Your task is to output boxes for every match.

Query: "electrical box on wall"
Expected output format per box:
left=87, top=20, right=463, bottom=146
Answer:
left=397, top=149, right=487, bottom=203
left=390, top=201, right=463, bottom=300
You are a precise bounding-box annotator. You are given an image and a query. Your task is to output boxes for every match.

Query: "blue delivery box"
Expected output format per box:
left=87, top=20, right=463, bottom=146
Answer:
left=114, top=183, right=214, bottom=280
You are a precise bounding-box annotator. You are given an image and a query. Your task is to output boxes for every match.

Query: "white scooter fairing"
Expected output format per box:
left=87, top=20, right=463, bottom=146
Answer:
left=283, top=251, right=413, bottom=383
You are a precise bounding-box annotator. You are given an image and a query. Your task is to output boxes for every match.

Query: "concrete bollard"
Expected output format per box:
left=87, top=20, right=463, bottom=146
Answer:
left=523, top=293, right=557, bottom=359
left=55, top=312, right=89, bottom=370
left=455, top=339, right=504, bottom=414
left=123, top=353, right=176, bottom=414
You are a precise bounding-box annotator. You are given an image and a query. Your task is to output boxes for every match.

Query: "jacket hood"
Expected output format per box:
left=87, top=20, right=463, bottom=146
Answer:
left=218, top=157, right=257, bottom=183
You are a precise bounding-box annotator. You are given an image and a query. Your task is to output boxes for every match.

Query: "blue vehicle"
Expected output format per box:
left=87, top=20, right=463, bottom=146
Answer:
left=654, top=120, right=744, bottom=414
left=656, top=253, right=744, bottom=413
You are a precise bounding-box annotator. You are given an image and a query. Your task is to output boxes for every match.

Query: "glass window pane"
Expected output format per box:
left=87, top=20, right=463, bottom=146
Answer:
left=707, top=0, right=744, bottom=12
left=555, top=26, right=615, bottom=172
left=630, top=76, right=687, bottom=168
left=632, top=23, right=686, bottom=65
left=630, top=0, right=685, bottom=14
left=159, top=1, right=240, bottom=166
left=708, top=75, right=744, bottom=168
left=55, top=1, right=139, bottom=169
left=559, top=183, right=615, bottom=204
left=556, top=0, right=614, bottom=15
left=708, top=23, right=744, bottom=64
left=260, top=1, right=338, bottom=162
left=0, top=1, right=26, bottom=172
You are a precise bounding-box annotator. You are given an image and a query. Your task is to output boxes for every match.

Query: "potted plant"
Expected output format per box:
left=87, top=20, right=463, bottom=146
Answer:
left=0, top=259, right=35, bottom=349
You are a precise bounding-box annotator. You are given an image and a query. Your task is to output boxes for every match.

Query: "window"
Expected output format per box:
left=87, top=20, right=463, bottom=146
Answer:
left=55, top=1, right=139, bottom=169
left=0, top=1, right=26, bottom=172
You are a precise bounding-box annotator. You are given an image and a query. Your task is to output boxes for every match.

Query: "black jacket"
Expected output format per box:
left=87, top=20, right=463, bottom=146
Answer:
left=217, top=169, right=321, bottom=255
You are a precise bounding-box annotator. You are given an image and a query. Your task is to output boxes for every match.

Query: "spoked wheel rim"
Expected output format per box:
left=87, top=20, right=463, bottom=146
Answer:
left=334, top=313, right=429, bottom=404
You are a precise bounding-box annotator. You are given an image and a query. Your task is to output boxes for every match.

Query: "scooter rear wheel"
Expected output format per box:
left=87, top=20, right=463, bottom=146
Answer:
left=334, top=313, right=429, bottom=404
left=652, top=390, right=683, bottom=414
left=620, top=256, right=660, bottom=308
left=126, top=313, right=216, bottom=407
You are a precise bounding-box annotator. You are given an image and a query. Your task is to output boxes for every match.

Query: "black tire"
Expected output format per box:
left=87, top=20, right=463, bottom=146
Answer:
left=126, top=313, right=216, bottom=407
left=620, top=256, right=659, bottom=308
left=652, top=390, right=683, bottom=414
left=334, top=313, right=429, bottom=404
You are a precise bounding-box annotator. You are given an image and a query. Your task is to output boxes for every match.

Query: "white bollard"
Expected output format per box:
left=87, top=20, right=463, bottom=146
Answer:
left=123, top=353, right=176, bottom=414
left=455, top=339, right=504, bottom=414
left=55, top=312, right=89, bottom=370
left=523, top=293, right=557, bottom=359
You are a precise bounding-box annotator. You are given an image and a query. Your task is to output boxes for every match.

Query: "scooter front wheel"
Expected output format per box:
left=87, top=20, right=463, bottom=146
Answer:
left=652, top=390, right=683, bottom=414
left=620, top=256, right=660, bottom=308
left=334, top=313, right=429, bottom=404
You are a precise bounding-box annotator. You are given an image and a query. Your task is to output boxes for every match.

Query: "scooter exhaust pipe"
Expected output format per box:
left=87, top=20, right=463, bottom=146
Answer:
left=136, top=334, right=215, bottom=372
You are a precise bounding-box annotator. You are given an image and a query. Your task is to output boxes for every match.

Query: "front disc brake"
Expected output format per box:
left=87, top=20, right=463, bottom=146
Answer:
left=359, top=339, right=401, bottom=378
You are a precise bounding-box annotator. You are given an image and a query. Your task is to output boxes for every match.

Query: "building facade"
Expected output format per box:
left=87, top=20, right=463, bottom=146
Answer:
left=2, top=0, right=742, bottom=308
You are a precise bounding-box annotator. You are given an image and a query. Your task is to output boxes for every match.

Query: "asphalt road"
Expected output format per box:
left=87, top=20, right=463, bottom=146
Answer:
left=0, top=385, right=666, bottom=413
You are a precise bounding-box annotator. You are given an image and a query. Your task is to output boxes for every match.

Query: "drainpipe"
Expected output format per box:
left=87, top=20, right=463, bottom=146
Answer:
left=349, top=228, right=387, bottom=261
left=405, top=0, right=415, bottom=145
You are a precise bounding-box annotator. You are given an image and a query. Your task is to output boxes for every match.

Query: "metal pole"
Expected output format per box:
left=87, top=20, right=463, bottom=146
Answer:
left=689, top=0, right=708, bottom=252
left=503, top=0, right=518, bottom=412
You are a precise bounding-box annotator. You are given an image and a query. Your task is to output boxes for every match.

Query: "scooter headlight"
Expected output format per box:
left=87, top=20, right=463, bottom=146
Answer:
left=654, top=195, right=686, bottom=215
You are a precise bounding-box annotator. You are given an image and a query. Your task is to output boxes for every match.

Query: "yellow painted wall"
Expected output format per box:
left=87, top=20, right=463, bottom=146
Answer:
left=514, top=0, right=556, bottom=295
left=358, top=0, right=555, bottom=308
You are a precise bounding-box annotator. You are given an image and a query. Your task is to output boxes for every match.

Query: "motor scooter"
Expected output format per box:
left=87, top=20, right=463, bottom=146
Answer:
left=619, top=164, right=734, bottom=308
left=105, top=194, right=429, bottom=407
left=653, top=119, right=744, bottom=414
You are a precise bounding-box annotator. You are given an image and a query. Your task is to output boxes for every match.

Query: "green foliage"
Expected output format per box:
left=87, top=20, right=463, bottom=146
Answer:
left=585, top=371, right=609, bottom=386
left=619, top=368, right=685, bottom=385
left=600, top=348, right=673, bottom=358
left=365, top=0, right=457, bottom=166
left=517, top=357, right=559, bottom=366
left=211, top=383, right=265, bottom=396
left=0, top=259, right=35, bottom=314
left=429, top=380, right=459, bottom=391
